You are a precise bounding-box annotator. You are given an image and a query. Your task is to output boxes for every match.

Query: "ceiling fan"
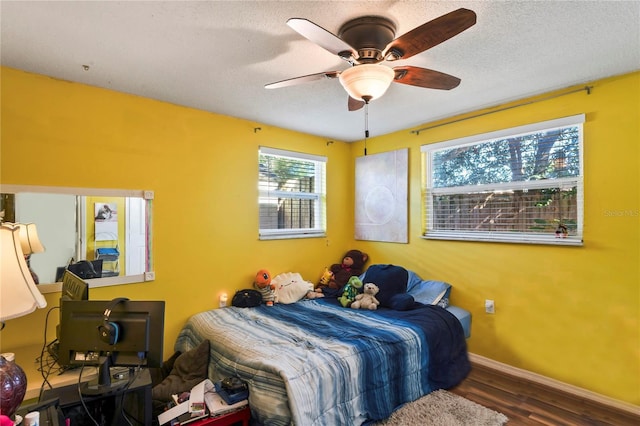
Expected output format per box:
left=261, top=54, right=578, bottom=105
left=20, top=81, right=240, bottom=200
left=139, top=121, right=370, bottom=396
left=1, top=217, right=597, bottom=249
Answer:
left=265, top=8, right=477, bottom=111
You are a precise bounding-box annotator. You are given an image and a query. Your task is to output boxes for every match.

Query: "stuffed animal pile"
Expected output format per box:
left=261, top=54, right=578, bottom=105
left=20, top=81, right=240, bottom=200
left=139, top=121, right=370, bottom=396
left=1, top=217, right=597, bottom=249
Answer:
left=350, top=283, right=380, bottom=311
left=317, top=249, right=368, bottom=292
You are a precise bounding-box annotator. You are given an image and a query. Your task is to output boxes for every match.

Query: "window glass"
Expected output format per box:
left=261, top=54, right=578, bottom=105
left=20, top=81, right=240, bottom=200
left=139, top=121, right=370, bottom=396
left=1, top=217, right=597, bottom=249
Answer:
left=259, top=147, right=326, bottom=239
left=422, top=115, right=584, bottom=245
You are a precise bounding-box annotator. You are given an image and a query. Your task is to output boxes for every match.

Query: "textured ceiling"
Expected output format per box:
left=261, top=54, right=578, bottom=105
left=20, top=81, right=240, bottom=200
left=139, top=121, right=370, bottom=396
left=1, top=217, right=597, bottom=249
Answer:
left=2, top=1, right=639, bottom=142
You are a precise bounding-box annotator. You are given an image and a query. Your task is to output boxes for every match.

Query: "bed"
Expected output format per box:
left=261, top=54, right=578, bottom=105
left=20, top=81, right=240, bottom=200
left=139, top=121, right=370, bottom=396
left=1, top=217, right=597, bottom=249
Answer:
left=174, top=265, right=471, bottom=425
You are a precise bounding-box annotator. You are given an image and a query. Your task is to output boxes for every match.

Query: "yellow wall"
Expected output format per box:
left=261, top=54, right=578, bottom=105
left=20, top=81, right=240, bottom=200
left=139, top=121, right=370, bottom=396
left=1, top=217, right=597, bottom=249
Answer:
left=0, top=66, right=354, bottom=365
left=348, top=72, right=639, bottom=404
left=1, top=67, right=638, bottom=405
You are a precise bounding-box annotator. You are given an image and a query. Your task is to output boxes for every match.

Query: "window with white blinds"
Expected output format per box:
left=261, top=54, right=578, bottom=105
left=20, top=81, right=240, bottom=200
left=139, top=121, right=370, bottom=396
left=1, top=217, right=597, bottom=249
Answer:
left=421, top=114, right=584, bottom=245
left=259, top=147, right=326, bottom=239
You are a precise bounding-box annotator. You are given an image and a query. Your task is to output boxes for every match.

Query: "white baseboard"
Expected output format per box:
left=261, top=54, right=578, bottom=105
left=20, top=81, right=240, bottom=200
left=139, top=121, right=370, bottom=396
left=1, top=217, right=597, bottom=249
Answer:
left=468, top=352, right=640, bottom=417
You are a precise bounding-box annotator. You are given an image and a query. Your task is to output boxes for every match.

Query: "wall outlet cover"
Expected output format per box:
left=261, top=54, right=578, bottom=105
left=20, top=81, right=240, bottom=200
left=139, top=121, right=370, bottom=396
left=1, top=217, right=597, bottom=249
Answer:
left=485, top=299, right=495, bottom=314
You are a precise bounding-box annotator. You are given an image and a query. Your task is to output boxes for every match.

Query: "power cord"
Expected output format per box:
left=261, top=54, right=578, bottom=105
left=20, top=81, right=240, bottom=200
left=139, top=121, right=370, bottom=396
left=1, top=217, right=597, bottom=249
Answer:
left=35, top=306, right=60, bottom=399
left=75, top=361, right=145, bottom=426
left=113, top=366, right=142, bottom=426
left=77, top=364, right=100, bottom=426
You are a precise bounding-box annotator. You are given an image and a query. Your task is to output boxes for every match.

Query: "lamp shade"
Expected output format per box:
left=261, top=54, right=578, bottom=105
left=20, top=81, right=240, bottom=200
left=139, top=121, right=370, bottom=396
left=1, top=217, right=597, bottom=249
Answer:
left=16, top=222, right=45, bottom=255
left=338, top=64, right=395, bottom=102
left=0, top=224, right=47, bottom=322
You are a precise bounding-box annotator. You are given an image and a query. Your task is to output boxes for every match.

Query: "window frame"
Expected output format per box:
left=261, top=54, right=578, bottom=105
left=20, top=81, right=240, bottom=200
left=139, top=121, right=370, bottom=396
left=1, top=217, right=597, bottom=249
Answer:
left=258, top=146, right=327, bottom=240
left=421, top=114, right=585, bottom=246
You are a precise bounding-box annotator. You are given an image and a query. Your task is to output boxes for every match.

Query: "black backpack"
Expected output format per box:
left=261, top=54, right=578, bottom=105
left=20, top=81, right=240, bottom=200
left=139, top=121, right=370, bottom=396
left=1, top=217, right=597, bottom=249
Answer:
left=231, top=289, right=263, bottom=308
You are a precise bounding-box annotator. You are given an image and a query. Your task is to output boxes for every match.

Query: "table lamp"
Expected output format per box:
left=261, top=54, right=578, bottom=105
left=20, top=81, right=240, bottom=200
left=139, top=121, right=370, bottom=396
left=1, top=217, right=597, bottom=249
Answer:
left=16, top=223, right=45, bottom=284
left=0, top=223, right=47, bottom=420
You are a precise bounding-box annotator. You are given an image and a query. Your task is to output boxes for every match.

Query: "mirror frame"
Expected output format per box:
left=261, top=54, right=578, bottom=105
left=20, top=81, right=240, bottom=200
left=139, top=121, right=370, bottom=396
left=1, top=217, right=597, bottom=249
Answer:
left=0, top=184, right=154, bottom=294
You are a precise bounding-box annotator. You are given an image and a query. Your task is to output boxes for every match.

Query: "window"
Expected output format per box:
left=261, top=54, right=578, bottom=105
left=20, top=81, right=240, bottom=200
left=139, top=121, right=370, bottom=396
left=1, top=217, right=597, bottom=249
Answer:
left=422, top=114, right=584, bottom=245
left=259, top=147, right=326, bottom=239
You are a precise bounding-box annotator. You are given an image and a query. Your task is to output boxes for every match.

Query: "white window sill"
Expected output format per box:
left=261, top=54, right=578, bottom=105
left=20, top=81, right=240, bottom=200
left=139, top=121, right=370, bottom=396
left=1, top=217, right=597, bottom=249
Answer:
left=259, top=231, right=326, bottom=241
left=422, top=232, right=583, bottom=246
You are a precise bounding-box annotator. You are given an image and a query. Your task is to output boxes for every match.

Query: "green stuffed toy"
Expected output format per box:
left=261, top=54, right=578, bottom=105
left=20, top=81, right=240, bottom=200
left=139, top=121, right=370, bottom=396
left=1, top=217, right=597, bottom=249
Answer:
left=338, top=276, right=363, bottom=307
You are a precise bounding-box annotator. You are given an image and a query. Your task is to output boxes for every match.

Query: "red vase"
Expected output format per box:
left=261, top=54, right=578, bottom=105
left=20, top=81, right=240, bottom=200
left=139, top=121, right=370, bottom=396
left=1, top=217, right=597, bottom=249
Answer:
left=0, top=355, right=27, bottom=419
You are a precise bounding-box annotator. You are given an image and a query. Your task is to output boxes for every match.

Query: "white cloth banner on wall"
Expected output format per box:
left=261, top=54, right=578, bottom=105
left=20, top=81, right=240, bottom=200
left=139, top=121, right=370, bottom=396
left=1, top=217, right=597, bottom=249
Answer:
left=355, top=148, right=408, bottom=243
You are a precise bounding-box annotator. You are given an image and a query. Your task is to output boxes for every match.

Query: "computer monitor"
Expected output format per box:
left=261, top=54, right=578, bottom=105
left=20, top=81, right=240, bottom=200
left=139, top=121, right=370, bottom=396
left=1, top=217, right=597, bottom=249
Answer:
left=50, top=270, right=90, bottom=361
left=57, top=299, right=165, bottom=395
left=56, top=259, right=103, bottom=282
left=60, top=270, right=89, bottom=301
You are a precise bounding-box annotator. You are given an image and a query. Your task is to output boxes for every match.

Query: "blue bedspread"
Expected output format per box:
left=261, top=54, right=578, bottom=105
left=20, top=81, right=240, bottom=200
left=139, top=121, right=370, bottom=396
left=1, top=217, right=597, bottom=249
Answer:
left=174, top=298, right=469, bottom=425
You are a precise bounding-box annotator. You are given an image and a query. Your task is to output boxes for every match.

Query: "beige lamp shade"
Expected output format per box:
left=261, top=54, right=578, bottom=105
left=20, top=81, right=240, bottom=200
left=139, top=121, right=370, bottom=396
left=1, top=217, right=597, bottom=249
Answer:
left=17, top=222, right=45, bottom=255
left=0, top=224, right=47, bottom=322
left=338, top=64, right=395, bottom=102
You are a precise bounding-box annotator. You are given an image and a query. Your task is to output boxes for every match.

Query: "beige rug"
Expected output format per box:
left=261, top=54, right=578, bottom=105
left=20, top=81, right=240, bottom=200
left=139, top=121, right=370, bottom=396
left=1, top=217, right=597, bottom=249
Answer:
left=374, top=389, right=509, bottom=425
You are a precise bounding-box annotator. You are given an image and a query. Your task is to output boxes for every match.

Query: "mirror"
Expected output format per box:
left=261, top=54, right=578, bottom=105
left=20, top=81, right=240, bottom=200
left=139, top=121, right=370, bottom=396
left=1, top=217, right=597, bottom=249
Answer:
left=0, top=185, right=154, bottom=293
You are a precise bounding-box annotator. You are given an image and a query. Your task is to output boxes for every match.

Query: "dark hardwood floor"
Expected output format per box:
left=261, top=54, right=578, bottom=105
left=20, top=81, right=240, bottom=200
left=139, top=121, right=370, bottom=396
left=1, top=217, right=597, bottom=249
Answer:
left=450, top=360, right=640, bottom=425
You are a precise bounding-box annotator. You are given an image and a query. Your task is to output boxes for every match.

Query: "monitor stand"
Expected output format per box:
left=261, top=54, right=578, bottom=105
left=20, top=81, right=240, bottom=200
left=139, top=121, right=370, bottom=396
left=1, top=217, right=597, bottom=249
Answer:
left=80, top=353, right=129, bottom=396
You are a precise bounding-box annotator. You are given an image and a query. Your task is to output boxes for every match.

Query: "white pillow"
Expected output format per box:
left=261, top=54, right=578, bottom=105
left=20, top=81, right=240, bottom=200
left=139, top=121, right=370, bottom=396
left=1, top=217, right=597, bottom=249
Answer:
left=272, top=272, right=313, bottom=304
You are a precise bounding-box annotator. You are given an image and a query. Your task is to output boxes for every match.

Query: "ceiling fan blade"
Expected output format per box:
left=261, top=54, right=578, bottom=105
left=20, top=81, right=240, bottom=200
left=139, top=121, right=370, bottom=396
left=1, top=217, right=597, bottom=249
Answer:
left=265, top=71, right=339, bottom=89
left=287, top=18, right=357, bottom=61
left=384, top=8, right=476, bottom=61
left=393, top=66, right=461, bottom=90
left=348, top=96, right=365, bottom=111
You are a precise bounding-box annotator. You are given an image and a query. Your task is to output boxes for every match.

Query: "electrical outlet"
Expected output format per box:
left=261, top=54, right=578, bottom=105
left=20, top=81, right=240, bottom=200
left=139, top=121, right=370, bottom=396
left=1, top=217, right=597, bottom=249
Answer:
left=145, top=271, right=156, bottom=281
left=485, top=299, right=495, bottom=314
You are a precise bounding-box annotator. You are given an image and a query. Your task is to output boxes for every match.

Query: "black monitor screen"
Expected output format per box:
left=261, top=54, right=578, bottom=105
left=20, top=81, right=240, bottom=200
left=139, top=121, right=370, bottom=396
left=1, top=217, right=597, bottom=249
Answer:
left=58, top=299, right=165, bottom=370
left=56, top=259, right=103, bottom=282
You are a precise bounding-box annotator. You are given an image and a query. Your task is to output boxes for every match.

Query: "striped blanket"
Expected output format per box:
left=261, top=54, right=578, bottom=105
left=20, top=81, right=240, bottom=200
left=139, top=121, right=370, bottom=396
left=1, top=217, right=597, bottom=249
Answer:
left=174, top=298, right=469, bottom=425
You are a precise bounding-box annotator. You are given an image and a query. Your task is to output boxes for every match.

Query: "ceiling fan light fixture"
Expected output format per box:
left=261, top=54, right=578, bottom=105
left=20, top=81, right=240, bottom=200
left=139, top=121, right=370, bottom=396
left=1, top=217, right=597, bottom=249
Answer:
left=339, top=64, right=394, bottom=102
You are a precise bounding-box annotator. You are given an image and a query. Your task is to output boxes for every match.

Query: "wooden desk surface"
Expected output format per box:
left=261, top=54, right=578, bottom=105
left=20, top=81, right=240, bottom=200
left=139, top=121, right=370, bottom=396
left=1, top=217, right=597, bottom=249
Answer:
left=7, top=343, right=98, bottom=401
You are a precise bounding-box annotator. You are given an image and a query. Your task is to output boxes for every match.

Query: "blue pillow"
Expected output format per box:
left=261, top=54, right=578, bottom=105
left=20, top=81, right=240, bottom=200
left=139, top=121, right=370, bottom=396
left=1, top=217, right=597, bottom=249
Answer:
left=388, top=293, right=415, bottom=311
left=407, top=270, right=451, bottom=307
left=360, top=264, right=408, bottom=308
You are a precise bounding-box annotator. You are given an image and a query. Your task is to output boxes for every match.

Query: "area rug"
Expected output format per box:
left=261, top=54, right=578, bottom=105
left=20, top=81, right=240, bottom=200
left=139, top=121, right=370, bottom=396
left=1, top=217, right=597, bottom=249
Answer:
left=374, top=389, right=509, bottom=426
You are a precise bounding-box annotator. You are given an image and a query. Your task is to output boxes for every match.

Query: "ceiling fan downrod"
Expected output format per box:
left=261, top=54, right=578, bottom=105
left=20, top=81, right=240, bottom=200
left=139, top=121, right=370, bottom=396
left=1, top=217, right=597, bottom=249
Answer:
left=363, top=101, right=370, bottom=155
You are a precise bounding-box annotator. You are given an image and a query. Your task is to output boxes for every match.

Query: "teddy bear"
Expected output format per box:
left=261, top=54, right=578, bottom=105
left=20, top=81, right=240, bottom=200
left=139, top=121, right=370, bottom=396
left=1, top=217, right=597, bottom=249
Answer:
left=254, top=269, right=275, bottom=306
left=338, top=276, right=363, bottom=307
left=317, top=249, right=369, bottom=292
left=350, top=283, right=380, bottom=311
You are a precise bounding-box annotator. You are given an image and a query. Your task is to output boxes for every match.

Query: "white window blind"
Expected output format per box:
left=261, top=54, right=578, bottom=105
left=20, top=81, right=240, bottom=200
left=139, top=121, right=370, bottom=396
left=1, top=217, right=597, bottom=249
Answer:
left=421, top=114, right=585, bottom=245
left=259, top=147, right=326, bottom=239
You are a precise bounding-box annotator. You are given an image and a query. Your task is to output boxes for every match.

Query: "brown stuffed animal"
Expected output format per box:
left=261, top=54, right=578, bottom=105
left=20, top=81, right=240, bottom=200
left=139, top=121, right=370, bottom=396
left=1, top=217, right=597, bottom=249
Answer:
left=317, top=249, right=368, bottom=291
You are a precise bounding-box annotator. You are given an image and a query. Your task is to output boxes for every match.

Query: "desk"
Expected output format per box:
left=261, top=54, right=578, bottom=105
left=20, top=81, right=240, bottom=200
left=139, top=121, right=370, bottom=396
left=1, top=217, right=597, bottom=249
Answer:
left=16, top=397, right=63, bottom=426
left=8, top=343, right=98, bottom=402
left=10, top=344, right=152, bottom=425
left=41, top=368, right=152, bottom=426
